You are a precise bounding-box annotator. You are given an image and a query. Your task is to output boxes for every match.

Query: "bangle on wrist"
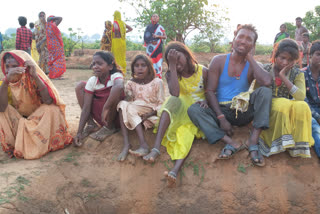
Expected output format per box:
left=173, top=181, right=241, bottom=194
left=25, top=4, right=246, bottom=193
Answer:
left=217, top=114, right=225, bottom=120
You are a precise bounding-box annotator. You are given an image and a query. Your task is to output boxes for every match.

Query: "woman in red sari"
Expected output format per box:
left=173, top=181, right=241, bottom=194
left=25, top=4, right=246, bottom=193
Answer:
left=46, top=15, right=66, bottom=79
left=0, top=50, right=72, bottom=159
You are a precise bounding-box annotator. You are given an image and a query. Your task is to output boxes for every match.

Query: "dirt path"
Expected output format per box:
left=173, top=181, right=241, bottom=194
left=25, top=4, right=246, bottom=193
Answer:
left=1, top=53, right=320, bottom=213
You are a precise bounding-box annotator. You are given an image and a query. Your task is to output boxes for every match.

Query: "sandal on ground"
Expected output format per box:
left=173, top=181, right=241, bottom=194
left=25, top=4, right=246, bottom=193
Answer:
left=143, top=148, right=160, bottom=163
left=129, top=147, right=149, bottom=157
left=89, top=126, right=117, bottom=142
left=248, top=144, right=265, bottom=167
left=217, top=144, right=244, bottom=160
left=164, top=171, right=177, bottom=188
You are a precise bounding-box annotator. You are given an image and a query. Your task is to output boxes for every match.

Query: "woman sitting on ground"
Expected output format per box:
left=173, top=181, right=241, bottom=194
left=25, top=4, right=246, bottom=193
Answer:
left=74, top=51, right=124, bottom=146
left=117, top=54, right=165, bottom=161
left=0, top=50, right=73, bottom=159
left=259, top=39, right=314, bottom=157
left=143, top=41, right=208, bottom=187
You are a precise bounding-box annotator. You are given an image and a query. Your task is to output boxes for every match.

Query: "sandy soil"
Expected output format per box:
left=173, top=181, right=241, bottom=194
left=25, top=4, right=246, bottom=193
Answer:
left=0, top=51, right=320, bottom=214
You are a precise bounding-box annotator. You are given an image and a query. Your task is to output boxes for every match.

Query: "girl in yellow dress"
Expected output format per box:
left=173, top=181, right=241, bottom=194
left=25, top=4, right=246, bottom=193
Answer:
left=143, top=42, right=208, bottom=187
left=259, top=39, right=314, bottom=157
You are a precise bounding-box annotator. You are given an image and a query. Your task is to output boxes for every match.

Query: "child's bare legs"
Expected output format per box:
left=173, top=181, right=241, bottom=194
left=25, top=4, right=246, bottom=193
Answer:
left=143, top=111, right=170, bottom=162
left=129, top=123, right=149, bottom=157
left=118, top=109, right=131, bottom=161
left=165, top=153, right=190, bottom=188
left=75, top=82, right=98, bottom=136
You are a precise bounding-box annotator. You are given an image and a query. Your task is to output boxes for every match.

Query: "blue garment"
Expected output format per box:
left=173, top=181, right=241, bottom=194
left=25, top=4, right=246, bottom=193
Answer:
left=304, top=66, right=320, bottom=121
left=312, top=118, right=320, bottom=158
left=0, top=32, right=3, bottom=51
left=217, top=53, right=250, bottom=103
left=304, top=66, right=320, bottom=157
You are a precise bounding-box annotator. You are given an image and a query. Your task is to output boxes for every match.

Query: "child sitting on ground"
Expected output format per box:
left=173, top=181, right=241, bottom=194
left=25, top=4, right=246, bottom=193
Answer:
left=74, top=51, right=124, bottom=146
left=117, top=54, right=165, bottom=161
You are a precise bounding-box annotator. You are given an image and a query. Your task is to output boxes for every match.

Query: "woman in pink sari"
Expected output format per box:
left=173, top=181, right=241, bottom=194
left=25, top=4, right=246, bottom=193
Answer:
left=46, top=15, right=66, bottom=79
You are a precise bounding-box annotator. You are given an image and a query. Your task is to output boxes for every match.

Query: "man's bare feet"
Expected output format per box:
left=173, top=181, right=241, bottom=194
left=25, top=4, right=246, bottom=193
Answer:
left=118, top=145, right=131, bottom=162
left=164, top=171, right=177, bottom=188
left=129, top=147, right=149, bottom=157
left=143, top=148, right=160, bottom=163
left=89, top=126, right=117, bottom=141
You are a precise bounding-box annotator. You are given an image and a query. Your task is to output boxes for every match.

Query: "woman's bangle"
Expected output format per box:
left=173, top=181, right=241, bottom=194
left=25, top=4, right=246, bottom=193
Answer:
left=289, top=85, right=298, bottom=95
left=217, top=114, right=225, bottom=120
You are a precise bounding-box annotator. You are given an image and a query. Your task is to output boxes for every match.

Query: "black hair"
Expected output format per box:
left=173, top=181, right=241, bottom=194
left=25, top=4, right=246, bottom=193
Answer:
left=302, top=32, right=309, bottom=38
left=280, top=24, right=287, bottom=29
left=131, top=54, right=155, bottom=79
left=29, top=22, right=35, bottom=28
left=164, top=41, right=198, bottom=79
left=296, top=17, right=302, bottom=21
left=272, top=39, right=300, bottom=62
left=234, top=24, right=258, bottom=44
left=93, top=51, right=123, bottom=75
left=18, top=16, right=27, bottom=26
left=310, top=40, right=320, bottom=56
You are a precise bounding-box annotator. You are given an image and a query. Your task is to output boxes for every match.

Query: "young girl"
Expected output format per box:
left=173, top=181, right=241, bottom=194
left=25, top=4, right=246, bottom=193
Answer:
left=143, top=42, right=208, bottom=187
left=259, top=39, right=314, bottom=157
left=74, top=51, right=124, bottom=146
left=117, top=54, right=165, bottom=161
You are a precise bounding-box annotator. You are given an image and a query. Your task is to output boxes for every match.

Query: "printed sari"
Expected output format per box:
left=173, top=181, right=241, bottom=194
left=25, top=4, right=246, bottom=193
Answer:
left=144, top=23, right=165, bottom=78
left=0, top=50, right=72, bottom=159
left=35, top=18, right=49, bottom=74
left=100, top=21, right=112, bottom=51
left=46, top=19, right=66, bottom=79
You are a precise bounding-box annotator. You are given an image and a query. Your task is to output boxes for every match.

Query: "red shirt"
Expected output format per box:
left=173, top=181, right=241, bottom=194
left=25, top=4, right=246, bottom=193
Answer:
left=16, top=26, right=33, bottom=51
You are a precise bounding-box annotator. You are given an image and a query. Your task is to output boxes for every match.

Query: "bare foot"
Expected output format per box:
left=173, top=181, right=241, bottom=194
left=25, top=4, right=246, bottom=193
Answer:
left=82, top=124, right=99, bottom=138
left=129, top=147, right=149, bottom=157
left=118, top=145, right=131, bottom=162
left=164, top=171, right=177, bottom=188
left=89, top=126, right=117, bottom=142
left=143, top=148, right=160, bottom=163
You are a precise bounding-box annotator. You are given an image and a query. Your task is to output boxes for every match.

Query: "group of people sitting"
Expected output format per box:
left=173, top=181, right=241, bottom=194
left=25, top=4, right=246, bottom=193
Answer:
left=1, top=24, right=320, bottom=187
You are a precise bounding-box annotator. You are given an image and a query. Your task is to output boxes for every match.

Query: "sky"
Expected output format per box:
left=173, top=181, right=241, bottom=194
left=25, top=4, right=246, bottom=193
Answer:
left=0, top=0, right=319, bottom=44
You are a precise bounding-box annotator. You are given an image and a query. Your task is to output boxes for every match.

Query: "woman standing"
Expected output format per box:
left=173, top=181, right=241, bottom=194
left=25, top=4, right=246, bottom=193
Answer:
left=144, top=14, right=167, bottom=78
left=100, top=21, right=112, bottom=51
left=46, top=15, right=66, bottom=79
left=111, top=11, right=132, bottom=75
left=35, top=11, right=49, bottom=75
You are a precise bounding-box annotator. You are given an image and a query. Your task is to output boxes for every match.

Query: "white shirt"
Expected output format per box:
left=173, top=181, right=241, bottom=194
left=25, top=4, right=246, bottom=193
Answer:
left=84, top=72, right=123, bottom=94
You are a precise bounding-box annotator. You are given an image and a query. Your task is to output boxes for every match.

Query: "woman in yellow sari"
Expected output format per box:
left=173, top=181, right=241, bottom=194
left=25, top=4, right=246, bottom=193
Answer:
left=259, top=39, right=314, bottom=157
left=0, top=50, right=72, bottom=159
left=111, top=11, right=132, bottom=75
left=142, top=42, right=208, bottom=187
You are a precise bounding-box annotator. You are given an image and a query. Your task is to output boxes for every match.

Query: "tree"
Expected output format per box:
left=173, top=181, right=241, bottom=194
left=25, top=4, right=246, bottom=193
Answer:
left=119, top=0, right=228, bottom=44
left=303, top=5, right=320, bottom=41
left=62, top=28, right=82, bottom=57
left=2, top=33, right=16, bottom=50
left=283, top=22, right=296, bottom=39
